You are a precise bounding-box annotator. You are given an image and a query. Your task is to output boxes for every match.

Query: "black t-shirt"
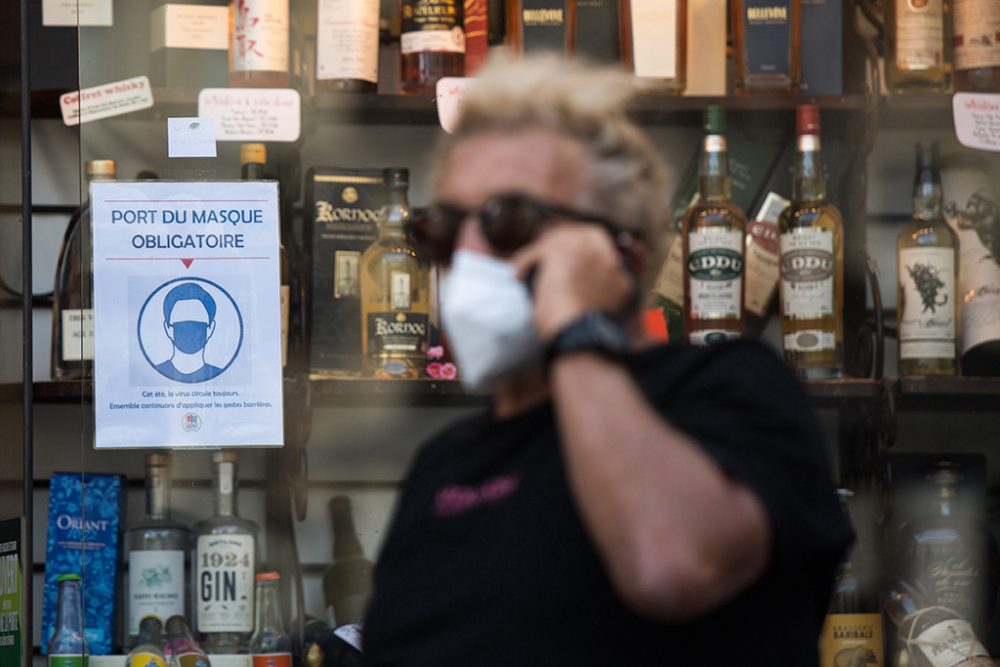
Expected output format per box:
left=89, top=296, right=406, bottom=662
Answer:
left=363, top=340, right=853, bottom=665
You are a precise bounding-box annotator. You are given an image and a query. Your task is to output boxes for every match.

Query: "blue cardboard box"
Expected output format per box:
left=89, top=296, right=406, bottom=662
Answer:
left=42, top=472, right=126, bottom=655
left=800, top=0, right=844, bottom=95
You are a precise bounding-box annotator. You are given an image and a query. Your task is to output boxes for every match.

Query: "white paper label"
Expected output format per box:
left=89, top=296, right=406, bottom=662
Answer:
left=232, top=0, right=290, bottom=73
left=654, top=233, right=685, bottom=305
left=167, top=117, right=218, bottom=158
left=196, top=534, right=255, bottom=632
left=61, top=308, right=95, bottom=361
left=895, top=0, right=945, bottom=70
left=912, top=618, right=991, bottom=667
left=630, top=0, right=678, bottom=78
left=953, top=0, right=1000, bottom=70
left=948, top=202, right=1000, bottom=354
left=784, top=329, right=836, bottom=352
left=689, top=329, right=740, bottom=346
left=151, top=4, right=229, bottom=52
left=435, top=77, right=473, bottom=134
left=686, top=228, right=743, bottom=319
left=745, top=192, right=788, bottom=317
left=899, top=246, right=956, bottom=360
left=401, top=28, right=466, bottom=55
left=333, top=624, right=364, bottom=652
left=780, top=227, right=835, bottom=319
left=128, top=550, right=186, bottom=635
left=198, top=88, right=301, bottom=142
left=317, top=0, right=380, bottom=83
left=953, top=93, right=1000, bottom=152
left=60, top=76, right=154, bottom=127
left=43, top=0, right=113, bottom=26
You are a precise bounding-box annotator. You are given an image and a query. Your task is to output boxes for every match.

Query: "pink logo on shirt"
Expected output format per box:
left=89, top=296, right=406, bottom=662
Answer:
left=434, top=473, right=521, bottom=517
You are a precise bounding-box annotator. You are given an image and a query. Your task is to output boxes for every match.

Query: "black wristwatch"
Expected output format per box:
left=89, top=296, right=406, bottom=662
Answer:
left=544, top=312, right=631, bottom=370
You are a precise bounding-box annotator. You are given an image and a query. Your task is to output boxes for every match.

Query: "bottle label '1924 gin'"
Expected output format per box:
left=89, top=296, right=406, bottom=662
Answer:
left=780, top=227, right=836, bottom=351
left=196, top=535, right=255, bottom=632
left=898, top=246, right=956, bottom=360
left=818, top=613, right=883, bottom=667
left=895, top=0, right=945, bottom=70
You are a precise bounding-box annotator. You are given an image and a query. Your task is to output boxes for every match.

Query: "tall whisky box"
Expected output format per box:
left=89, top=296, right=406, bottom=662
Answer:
left=41, top=473, right=126, bottom=655
left=800, top=0, right=843, bottom=95
left=307, top=168, right=387, bottom=377
left=684, top=0, right=725, bottom=95
left=573, top=0, right=618, bottom=64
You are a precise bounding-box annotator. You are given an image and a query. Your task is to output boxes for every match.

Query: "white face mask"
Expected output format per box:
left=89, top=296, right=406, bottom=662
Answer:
left=440, top=249, right=542, bottom=391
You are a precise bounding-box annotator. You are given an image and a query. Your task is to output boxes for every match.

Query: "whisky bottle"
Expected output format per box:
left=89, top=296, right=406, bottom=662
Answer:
left=682, top=105, right=745, bottom=345
left=229, top=0, right=290, bottom=87
left=360, top=168, right=431, bottom=378
left=124, top=454, right=192, bottom=647
left=193, top=452, right=259, bottom=654
left=249, top=573, right=292, bottom=666
left=897, top=141, right=959, bottom=377
left=885, top=0, right=953, bottom=93
left=165, top=615, right=212, bottom=667
left=52, top=159, right=116, bottom=380
left=953, top=0, right=1000, bottom=92
left=505, top=0, right=576, bottom=54
left=316, top=0, right=379, bottom=92
left=323, top=496, right=373, bottom=627
left=48, top=574, right=88, bottom=667
left=731, top=0, right=801, bottom=94
left=884, top=588, right=993, bottom=667
left=126, top=616, right=167, bottom=667
left=896, top=462, right=991, bottom=639
left=620, top=0, right=686, bottom=93
left=819, top=490, right=884, bottom=667
left=778, top=104, right=844, bottom=378
left=400, top=0, right=465, bottom=94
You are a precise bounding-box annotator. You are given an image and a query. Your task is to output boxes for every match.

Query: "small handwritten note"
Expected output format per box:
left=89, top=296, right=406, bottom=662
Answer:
left=42, top=0, right=113, bottom=26
left=953, top=93, right=1000, bottom=152
left=59, top=76, right=154, bottom=126
left=436, top=77, right=474, bottom=134
left=167, top=117, right=218, bottom=158
left=197, top=88, right=301, bottom=142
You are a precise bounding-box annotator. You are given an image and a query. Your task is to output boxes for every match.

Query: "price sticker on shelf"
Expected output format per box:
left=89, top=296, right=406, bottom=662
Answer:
left=167, top=117, right=218, bottom=158
left=953, top=93, right=1000, bottom=152
left=198, top=88, right=301, bottom=142
left=436, top=77, right=474, bottom=134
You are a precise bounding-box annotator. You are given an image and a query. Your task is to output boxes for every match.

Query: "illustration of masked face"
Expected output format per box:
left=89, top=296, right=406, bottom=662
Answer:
left=171, top=321, right=210, bottom=353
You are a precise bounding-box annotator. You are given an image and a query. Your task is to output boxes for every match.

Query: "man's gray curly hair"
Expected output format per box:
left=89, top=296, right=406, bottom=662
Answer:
left=430, top=54, right=670, bottom=291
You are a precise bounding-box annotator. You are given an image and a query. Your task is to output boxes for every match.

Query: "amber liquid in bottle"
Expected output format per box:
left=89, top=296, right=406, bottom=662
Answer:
left=953, top=0, right=1000, bottom=92
left=619, top=0, right=686, bottom=94
left=731, top=0, right=801, bottom=94
left=505, top=0, right=576, bottom=54
left=229, top=0, right=290, bottom=87
left=778, top=105, right=844, bottom=379
left=682, top=106, right=745, bottom=344
left=885, top=0, right=953, bottom=93
left=897, top=141, right=959, bottom=377
left=400, top=0, right=465, bottom=94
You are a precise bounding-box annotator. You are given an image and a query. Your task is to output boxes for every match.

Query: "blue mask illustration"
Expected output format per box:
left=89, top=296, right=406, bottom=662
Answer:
left=171, top=320, right=210, bottom=354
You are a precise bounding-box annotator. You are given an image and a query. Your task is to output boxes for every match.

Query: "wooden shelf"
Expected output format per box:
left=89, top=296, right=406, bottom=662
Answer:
left=804, top=378, right=883, bottom=407
left=896, top=376, right=1000, bottom=411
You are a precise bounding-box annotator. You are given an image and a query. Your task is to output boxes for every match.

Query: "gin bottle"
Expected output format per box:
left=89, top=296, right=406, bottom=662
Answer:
left=682, top=105, right=746, bottom=345
left=48, top=574, right=88, bottom=667
left=126, top=616, right=167, bottom=667
left=249, top=572, right=292, bottom=666
left=125, top=454, right=192, bottom=646
left=193, top=452, right=259, bottom=654
left=51, top=159, right=116, bottom=380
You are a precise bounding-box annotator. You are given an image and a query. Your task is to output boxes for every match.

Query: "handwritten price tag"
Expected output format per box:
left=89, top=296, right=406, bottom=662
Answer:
left=167, top=117, right=218, bottom=158
left=436, top=77, right=474, bottom=134
left=197, top=88, right=301, bottom=142
left=953, top=93, right=1000, bottom=152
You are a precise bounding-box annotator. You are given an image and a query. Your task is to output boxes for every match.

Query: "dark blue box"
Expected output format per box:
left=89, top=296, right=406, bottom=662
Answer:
left=800, top=0, right=843, bottom=95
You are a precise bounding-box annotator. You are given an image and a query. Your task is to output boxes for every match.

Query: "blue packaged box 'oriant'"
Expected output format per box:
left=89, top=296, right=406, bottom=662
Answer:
left=42, top=472, right=126, bottom=655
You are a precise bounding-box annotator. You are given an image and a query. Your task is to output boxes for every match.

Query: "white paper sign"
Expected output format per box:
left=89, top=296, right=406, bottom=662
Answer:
left=91, top=181, right=284, bottom=449
left=197, top=88, right=301, bottom=142
left=43, top=0, right=113, bottom=26
left=60, top=76, right=154, bottom=126
left=953, top=92, right=1000, bottom=151
left=436, top=77, right=473, bottom=134
left=168, top=117, right=218, bottom=158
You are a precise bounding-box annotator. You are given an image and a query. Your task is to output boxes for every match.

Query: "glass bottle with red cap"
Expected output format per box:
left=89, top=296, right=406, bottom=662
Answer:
left=778, top=104, right=844, bottom=379
left=249, top=572, right=292, bottom=667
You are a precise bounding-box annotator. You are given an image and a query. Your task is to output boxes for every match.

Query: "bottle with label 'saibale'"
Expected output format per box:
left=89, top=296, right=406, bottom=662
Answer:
left=360, top=168, right=430, bottom=378
left=52, top=159, right=116, bottom=380
left=778, top=104, right=844, bottom=378
left=885, top=0, right=953, bottom=93
left=897, top=141, right=959, bottom=377
left=193, top=452, right=259, bottom=654
left=48, top=574, right=88, bottom=667
left=682, top=105, right=745, bottom=345
left=124, top=454, right=192, bottom=648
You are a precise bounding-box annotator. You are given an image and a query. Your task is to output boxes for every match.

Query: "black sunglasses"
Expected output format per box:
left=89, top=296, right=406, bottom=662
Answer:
left=411, top=192, right=643, bottom=265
